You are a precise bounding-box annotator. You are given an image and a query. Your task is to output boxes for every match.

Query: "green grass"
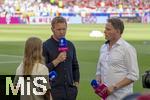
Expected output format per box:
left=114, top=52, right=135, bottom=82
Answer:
left=0, top=23, right=150, bottom=99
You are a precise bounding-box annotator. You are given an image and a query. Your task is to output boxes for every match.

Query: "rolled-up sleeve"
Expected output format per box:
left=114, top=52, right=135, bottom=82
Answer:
left=125, top=47, right=139, bottom=81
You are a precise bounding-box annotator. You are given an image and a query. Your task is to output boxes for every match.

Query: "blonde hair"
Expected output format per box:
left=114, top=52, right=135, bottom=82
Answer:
left=23, top=37, right=44, bottom=75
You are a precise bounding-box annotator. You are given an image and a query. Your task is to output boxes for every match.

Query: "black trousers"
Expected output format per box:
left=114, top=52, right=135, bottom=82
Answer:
left=51, top=85, right=78, bottom=100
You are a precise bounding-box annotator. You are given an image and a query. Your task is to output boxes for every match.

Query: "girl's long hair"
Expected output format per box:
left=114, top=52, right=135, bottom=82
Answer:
left=23, top=37, right=44, bottom=75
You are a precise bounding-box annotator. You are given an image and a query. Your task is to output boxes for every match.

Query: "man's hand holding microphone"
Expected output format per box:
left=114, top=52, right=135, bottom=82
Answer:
left=52, top=37, right=68, bottom=67
left=52, top=52, right=67, bottom=67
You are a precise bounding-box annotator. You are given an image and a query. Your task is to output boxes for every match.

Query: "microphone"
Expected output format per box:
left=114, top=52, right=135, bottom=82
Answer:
left=58, top=37, right=68, bottom=52
left=91, top=79, right=108, bottom=100
left=49, top=71, right=57, bottom=81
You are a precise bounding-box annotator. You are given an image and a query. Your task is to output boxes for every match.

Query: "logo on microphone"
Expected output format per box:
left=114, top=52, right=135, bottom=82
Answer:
left=58, top=37, right=68, bottom=52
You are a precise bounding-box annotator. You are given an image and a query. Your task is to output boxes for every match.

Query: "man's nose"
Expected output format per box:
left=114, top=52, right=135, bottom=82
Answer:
left=60, top=29, right=64, bottom=34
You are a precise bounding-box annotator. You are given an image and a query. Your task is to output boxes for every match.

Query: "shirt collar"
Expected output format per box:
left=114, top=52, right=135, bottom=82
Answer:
left=115, top=38, right=124, bottom=46
left=105, top=38, right=124, bottom=47
left=105, top=40, right=110, bottom=44
left=51, top=35, right=59, bottom=43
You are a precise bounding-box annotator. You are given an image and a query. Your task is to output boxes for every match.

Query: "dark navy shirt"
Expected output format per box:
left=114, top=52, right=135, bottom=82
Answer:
left=43, top=37, right=80, bottom=87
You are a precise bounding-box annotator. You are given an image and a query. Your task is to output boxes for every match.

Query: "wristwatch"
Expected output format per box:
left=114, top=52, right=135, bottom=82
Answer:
left=112, top=84, right=118, bottom=91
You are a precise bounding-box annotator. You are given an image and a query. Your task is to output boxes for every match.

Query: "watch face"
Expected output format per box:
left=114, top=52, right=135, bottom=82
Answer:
left=114, top=86, right=117, bottom=90
left=113, top=85, right=118, bottom=90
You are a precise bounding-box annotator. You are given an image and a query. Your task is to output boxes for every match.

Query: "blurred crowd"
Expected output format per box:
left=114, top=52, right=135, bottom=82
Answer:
left=0, top=0, right=149, bottom=17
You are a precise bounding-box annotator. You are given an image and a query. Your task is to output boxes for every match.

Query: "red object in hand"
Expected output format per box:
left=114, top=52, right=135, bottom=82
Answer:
left=91, top=80, right=108, bottom=100
left=95, top=83, right=108, bottom=100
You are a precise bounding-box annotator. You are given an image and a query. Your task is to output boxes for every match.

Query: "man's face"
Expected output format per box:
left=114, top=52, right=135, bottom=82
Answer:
left=51, top=22, right=67, bottom=40
left=104, top=22, right=119, bottom=41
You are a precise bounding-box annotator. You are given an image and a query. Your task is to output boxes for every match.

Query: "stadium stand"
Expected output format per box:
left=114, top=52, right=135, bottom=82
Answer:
left=0, top=0, right=149, bottom=24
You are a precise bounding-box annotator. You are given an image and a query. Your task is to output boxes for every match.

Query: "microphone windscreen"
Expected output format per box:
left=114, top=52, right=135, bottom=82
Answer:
left=91, top=79, right=98, bottom=88
left=59, top=37, right=67, bottom=48
left=49, top=71, right=57, bottom=80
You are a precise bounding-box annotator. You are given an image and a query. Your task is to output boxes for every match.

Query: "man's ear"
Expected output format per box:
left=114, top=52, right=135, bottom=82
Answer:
left=51, top=27, right=54, bottom=33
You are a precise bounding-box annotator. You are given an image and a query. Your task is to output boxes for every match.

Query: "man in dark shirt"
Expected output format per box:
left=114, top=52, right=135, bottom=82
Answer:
left=43, top=16, right=80, bottom=100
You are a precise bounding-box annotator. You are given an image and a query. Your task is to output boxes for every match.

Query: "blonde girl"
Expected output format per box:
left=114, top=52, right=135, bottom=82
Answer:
left=14, top=37, right=52, bottom=100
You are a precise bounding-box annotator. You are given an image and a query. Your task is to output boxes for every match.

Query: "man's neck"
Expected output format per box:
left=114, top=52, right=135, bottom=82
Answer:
left=109, top=37, right=121, bottom=49
left=52, top=35, right=59, bottom=41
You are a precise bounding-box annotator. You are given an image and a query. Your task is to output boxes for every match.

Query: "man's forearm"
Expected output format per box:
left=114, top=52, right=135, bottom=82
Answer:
left=113, top=77, right=134, bottom=90
left=52, top=59, right=60, bottom=67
